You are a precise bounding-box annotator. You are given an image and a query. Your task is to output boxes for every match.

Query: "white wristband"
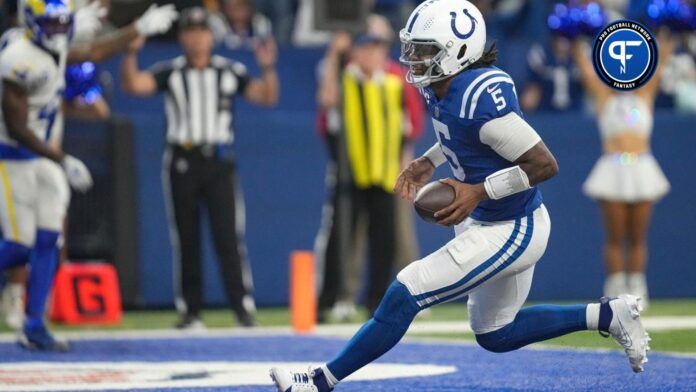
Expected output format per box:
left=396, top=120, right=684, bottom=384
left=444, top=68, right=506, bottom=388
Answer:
left=483, top=166, right=531, bottom=200
left=423, top=143, right=447, bottom=167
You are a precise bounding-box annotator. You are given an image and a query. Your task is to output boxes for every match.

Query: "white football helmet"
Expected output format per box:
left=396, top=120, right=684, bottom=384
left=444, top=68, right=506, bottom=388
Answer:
left=400, top=0, right=487, bottom=87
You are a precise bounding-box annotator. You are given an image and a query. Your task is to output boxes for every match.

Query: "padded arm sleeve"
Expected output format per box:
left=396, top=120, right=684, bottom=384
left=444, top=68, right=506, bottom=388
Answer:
left=479, top=112, right=541, bottom=162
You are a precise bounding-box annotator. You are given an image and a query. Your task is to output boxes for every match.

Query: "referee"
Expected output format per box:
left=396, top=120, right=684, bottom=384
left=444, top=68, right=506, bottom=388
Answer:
left=120, top=7, right=278, bottom=328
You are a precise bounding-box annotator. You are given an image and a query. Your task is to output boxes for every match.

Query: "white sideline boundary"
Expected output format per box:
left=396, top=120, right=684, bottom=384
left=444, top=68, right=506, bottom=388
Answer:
left=0, top=317, right=695, bottom=358
left=0, top=329, right=694, bottom=359
left=1, top=316, right=695, bottom=341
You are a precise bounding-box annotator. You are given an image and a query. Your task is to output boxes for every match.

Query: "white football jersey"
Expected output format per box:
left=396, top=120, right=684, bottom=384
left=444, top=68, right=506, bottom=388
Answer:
left=0, top=30, right=66, bottom=150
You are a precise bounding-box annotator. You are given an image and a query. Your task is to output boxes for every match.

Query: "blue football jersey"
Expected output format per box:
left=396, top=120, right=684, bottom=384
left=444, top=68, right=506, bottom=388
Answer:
left=421, top=65, right=542, bottom=222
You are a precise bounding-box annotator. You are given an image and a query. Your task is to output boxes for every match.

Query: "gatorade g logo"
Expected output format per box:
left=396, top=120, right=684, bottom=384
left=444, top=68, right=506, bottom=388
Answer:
left=72, top=274, right=106, bottom=316
left=592, top=20, right=658, bottom=90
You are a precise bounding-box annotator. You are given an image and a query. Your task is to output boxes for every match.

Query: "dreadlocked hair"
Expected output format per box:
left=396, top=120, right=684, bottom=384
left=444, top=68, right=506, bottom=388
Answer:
left=469, top=41, right=499, bottom=69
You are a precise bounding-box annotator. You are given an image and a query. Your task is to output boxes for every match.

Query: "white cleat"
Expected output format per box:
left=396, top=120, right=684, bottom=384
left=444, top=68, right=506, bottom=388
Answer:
left=605, top=294, right=650, bottom=373
left=269, top=366, right=332, bottom=392
left=330, top=301, right=357, bottom=323
left=2, top=284, right=25, bottom=331
left=4, top=300, right=24, bottom=331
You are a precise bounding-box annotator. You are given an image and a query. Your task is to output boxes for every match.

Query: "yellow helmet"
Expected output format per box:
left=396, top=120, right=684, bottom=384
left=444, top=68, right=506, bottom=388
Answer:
left=23, top=0, right=74, bottom=53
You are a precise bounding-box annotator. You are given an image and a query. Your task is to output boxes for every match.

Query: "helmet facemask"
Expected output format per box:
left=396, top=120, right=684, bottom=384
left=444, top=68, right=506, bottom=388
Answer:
left=25, top=4, right=74, bottom=54
left=399, top=31, right=447, bottom=88
left=399, top=0, right=488, bottom=88
left=400, top=30, right=479, bottom=88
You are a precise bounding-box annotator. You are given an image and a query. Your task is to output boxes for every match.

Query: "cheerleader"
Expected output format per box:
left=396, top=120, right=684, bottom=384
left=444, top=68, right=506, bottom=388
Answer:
left=572, top=30, right=674, bottom=306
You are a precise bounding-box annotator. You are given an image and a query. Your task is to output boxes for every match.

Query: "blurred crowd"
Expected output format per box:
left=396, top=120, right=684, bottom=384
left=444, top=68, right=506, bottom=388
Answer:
left=1, top=0, right=693, bottom=113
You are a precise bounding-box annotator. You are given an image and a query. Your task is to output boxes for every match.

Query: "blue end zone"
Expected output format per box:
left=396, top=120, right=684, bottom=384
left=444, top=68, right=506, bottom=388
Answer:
left=0, top=335, right=694, bottom=391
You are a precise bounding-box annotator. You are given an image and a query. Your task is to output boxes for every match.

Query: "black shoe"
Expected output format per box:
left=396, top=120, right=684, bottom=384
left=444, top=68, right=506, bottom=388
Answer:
left=317, top=304, right=336, bottom=324
left=237, top=312, right=257, bottom=328
left=175, top=314, right=206, bottom=330
left=317, top=310, right=328, bottom=324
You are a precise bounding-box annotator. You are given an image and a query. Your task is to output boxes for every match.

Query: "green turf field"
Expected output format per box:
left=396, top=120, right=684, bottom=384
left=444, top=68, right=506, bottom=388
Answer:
left=2, top=299, right=694, bottom=353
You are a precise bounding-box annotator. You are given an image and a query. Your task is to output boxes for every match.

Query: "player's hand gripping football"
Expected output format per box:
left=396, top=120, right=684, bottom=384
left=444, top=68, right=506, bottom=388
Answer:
left=394, top=157, right=436, bottom=201
left=434, top=179, right=488, bottom=226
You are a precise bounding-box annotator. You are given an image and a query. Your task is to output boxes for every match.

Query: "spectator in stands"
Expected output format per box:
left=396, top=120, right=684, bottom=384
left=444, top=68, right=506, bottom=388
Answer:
left=573, top=30, right=675, bottom=308
left=660, top=34, right=696, bottom=113
left=373, top=0, right=417, bottom=33
left=314, top=15, right=424, bottom=321
left=252, top=0, right=293, bottom=45
left=202, top=0, right=220, bottom=12
left=475, top=0, right=542, bottom=47
left=520, top=34, right=585, bottom=113
left=210, top=0, right=272, bottom=50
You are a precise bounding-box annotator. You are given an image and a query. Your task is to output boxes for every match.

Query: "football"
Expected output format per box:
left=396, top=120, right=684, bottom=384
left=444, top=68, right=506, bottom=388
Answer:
left=414, top=181, right=456, bottom=223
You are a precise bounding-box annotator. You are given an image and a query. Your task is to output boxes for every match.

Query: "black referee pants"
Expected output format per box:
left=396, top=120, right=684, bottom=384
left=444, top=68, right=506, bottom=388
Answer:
left=351, top=186, right=397, bottom=315
left=318, top=183, right=398, bottom=316
left=163, top=144, right=254, bottom=320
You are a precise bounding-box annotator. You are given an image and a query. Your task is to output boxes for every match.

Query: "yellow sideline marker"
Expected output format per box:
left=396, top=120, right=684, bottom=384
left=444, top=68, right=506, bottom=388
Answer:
left=290, top=251, right=316, bottom=333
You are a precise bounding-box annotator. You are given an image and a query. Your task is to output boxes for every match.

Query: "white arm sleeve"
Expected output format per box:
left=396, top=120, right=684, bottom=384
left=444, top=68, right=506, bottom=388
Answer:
left=423, top=143, right=447, bottom=167
left=479, top=112, right=542, bottom=162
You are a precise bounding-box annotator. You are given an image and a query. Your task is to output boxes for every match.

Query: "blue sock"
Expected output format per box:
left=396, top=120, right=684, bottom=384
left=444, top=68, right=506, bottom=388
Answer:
left=25, top=230, right=59, bottom=326
left=309, top=368, right=333, bottom=392
left=598, top=298, right=613, bottom=333
left=327, top=281, right=420, bottom=381
left=0, top=240, right=30, bottom=270
left=475, top=304, right=588, bottom=353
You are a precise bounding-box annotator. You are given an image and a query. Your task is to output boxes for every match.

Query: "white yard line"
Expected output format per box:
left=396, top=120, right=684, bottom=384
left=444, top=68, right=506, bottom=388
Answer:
left=1, top=315, right=694, bottom=342
left=0, top=317, right=695, bottom=360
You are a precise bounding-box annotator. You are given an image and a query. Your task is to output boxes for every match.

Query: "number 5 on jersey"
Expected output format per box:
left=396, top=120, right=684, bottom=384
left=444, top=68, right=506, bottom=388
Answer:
left=432, top=118, right=466, bottom=181
left=487, top=83, right=506, bottom=111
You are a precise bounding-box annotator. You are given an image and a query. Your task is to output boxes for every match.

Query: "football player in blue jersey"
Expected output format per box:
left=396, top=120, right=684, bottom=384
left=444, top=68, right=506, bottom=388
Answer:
left=270, top=1, right=650, bottom=390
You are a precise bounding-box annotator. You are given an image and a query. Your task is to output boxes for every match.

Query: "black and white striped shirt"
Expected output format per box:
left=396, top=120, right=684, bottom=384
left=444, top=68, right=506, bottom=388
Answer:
left=150, top=55, right=250, bottom=145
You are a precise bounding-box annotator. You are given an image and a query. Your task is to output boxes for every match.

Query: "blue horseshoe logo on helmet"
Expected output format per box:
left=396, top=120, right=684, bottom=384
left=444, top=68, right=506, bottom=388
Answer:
left=450, top=8, right=477, bottom=39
